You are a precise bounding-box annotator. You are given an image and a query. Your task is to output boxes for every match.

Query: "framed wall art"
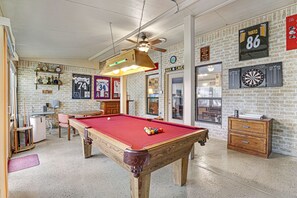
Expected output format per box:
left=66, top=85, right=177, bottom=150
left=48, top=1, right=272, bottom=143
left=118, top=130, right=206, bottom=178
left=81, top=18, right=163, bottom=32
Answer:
left=112, top=78, right=120, bottom=99
left=286, top=14, right=297, bottom=50
left=72, top=74, right=92, bottom=99
left=239, top=22, right=269, bottom=61
left=94, top=76, right=110, bottom=99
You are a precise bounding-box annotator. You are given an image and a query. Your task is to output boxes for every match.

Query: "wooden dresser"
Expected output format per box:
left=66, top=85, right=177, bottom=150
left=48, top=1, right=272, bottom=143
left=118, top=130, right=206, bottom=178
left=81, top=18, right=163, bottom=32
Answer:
left=100, top=101, right=120, bottom=115
left=228, top=116, right=273, bottom=158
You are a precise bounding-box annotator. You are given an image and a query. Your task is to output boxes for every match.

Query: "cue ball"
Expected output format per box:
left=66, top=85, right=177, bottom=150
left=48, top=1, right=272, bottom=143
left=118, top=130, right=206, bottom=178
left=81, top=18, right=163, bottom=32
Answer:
left=107, top=117, right=110, bottom=120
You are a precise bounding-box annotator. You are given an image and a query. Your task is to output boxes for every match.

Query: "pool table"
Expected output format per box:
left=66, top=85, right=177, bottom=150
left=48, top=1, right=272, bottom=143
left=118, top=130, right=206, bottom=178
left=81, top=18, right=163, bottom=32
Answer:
left=69, top=114, right=208, bottom=198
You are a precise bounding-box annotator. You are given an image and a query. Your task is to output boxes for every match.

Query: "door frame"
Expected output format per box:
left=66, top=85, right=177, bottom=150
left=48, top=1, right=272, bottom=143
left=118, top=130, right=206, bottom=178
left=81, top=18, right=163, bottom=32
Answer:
left=0, top=26, right=9, bottom=198
left=164, top=71, right=184, bottom=123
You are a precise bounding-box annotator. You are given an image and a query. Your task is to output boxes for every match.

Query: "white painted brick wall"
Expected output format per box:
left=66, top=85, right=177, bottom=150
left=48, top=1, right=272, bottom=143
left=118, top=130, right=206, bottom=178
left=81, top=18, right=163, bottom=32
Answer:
left=127, top=4, right=297, bottom=157
left=17, top=60, right=101, bottom=124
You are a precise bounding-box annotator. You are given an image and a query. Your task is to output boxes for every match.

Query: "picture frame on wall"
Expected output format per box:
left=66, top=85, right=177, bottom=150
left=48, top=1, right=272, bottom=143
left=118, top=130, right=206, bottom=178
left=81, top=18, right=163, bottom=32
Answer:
left=94, top=75, right=110, bottom=99
left=239, top=22, right=269, bottom=61
left=112, top=78, right=121, bottom=99
left=72, top=74, right=92, bottom=99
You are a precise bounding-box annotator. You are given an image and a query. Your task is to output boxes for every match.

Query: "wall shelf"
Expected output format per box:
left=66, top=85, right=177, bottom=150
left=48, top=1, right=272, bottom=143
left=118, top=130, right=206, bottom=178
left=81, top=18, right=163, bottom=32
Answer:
left=35, top=70, right=62, bottom=90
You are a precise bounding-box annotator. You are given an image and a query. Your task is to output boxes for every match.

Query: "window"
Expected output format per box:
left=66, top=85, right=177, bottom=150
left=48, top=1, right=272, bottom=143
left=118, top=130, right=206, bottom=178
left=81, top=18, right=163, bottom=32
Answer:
left=196, top=63, right=222, bottom=124
left=9, top=61, right=17, bottom=119
left=146, top=74, right=159, bottom=115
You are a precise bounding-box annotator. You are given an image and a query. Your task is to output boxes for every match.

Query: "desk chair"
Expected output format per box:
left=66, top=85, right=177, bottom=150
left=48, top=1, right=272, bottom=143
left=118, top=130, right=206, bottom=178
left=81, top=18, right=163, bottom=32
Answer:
left=58, top=114, right=75, bottom=141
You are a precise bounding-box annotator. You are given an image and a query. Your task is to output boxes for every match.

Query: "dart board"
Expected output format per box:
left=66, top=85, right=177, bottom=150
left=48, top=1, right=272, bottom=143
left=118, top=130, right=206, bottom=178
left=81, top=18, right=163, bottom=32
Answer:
left=241, top=68, right=265, bottom=87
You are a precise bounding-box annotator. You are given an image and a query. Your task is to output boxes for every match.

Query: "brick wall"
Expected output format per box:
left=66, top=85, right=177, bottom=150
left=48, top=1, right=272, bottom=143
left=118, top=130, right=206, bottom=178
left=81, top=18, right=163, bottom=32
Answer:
left=17, top=60, right=101, bottom=124
left=127, top=4, right=297, bottom=156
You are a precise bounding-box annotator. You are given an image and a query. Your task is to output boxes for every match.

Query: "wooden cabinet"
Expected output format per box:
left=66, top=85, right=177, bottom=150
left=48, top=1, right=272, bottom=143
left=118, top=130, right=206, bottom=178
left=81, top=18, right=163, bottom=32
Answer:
left=100, top=101, right=120, bottom=115
left=228, top=116, right=272, bottom=158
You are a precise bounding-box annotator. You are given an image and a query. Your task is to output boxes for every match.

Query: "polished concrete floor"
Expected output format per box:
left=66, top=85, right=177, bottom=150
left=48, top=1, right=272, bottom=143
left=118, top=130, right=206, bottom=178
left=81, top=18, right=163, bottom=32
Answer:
left=9, top=129, right=297, bottom=198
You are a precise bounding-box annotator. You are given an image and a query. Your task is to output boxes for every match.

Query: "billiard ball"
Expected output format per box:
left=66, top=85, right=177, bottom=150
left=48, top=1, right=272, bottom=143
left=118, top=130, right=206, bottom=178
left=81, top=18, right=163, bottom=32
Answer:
left=107, top=117, right=111, bottom=120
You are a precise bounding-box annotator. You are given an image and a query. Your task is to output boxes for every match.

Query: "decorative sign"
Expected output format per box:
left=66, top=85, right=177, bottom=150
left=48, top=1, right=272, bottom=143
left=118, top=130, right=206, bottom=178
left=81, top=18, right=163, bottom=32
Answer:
left=94, top=76, right=110, bottom=99
left=286, top=14, right=297, bottom=50
left=200, top=46, right=210, bottom=62
left=72, top=74, right=92, bottom=99
left=170, top=56, right=177, bottom=64
left=228, top=62, right=282, bottom=89
left=165, top=65, right=184, bottom=72
left=112, top=78, right=120, bottom=99
left=42, top=90, right=53, bottom=94
left=239, top=22, right=269, bottom=61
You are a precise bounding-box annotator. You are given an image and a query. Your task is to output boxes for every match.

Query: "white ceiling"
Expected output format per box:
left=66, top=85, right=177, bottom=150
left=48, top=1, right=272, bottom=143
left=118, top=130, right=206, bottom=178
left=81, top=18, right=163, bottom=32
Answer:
left=0, top=0, right=295, bottom=62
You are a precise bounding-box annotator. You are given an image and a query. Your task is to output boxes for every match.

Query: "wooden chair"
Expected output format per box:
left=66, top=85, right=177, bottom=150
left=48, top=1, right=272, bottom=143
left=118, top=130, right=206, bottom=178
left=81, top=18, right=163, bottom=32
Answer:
left=58, top=114, right=75, bottom=141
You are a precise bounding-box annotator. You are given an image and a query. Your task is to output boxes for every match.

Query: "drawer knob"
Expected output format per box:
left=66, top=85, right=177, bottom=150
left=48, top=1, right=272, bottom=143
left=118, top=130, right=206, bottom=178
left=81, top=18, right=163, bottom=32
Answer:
left=242, top=125, right=250, bottom=129
left=241, top=140, right=249, bottom=144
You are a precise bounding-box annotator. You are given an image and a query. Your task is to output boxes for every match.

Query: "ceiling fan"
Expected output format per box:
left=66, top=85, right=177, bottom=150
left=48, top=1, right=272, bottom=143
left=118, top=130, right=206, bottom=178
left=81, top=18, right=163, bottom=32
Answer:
left=123, top=32, right=167, bottom=53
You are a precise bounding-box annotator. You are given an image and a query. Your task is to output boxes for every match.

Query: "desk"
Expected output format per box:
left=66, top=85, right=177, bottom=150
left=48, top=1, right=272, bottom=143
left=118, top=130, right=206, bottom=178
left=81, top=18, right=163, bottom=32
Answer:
left=69, top=114, right=208, bottom=198
left=67, top=110, right=103, bottom=118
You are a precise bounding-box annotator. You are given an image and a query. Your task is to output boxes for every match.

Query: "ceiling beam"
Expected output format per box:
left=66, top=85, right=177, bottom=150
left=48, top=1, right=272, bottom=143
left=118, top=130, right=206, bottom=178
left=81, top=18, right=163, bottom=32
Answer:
left=88, top=0, right=201, bottom=61
left=89, top=0, right=239, bottom=61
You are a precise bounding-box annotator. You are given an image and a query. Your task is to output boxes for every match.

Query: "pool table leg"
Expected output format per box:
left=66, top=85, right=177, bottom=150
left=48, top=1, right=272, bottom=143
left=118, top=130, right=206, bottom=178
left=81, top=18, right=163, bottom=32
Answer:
left=81, top=138, right=92, bottom=158
left=173, top=155, right=189, bottom=186
left=190, top=144, right=195, bottom=160
left=130, top=173, right=151, bottom=198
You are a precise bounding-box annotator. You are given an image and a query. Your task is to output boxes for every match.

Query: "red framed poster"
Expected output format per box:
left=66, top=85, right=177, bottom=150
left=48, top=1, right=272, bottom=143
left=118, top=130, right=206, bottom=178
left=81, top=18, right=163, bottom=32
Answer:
left=287, top=14, right=297, bottom=51
left=112, top=78, right=120, bottom=99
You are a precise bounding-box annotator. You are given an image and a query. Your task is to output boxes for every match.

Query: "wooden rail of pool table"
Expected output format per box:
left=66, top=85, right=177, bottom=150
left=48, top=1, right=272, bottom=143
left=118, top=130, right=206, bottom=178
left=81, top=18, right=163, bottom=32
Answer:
left=69, top=118, right=208, bottom=198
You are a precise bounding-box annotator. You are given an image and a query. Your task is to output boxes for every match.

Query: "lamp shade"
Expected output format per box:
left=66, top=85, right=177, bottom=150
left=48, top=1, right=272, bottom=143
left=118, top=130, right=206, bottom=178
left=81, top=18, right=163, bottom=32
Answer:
left=100, top=49, right=156, bottom=77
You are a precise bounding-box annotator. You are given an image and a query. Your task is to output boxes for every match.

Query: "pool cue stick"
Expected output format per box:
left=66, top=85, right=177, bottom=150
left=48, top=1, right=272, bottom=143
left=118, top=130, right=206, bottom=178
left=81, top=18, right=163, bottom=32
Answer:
left=23, top=99, right=28, bottom=145
left=13, top=88, right=18, bottom=151
left=23, top=100, right=27, bottom=127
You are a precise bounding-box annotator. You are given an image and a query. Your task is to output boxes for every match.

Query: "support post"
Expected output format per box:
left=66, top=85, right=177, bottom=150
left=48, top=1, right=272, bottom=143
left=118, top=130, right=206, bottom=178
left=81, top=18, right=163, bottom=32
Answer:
left=120, top=76, right=127, bottom=114
left=183, top=15, right=196, bottom=159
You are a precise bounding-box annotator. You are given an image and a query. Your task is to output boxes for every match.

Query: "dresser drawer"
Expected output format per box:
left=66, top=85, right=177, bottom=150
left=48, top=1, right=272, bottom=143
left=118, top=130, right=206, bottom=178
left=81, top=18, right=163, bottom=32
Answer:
left=229, top=133, right=266, bottom=154
left=229, top=119, right=266, bottom=136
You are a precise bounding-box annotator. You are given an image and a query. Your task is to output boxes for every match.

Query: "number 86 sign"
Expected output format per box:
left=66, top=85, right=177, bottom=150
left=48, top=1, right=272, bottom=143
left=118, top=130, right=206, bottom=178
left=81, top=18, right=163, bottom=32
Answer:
left=239, top=22, right=269, bottom=61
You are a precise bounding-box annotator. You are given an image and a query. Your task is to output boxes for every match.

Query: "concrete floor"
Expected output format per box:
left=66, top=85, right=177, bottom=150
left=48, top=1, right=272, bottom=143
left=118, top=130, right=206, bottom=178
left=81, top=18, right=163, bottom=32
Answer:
left=9, top=129, right=297, bottom=198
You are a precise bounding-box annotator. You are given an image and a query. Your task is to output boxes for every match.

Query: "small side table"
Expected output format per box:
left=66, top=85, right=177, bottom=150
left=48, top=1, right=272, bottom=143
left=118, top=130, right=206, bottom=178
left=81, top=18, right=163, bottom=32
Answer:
left=14, top=126, right=35, bottom=153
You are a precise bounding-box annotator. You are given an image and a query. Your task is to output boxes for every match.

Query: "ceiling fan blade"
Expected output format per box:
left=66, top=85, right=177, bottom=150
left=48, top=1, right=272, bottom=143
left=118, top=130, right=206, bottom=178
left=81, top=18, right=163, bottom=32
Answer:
left=150, top=46, right=167, bottom=52
left=149, top=39, right=162, bottom=45
left=126, top=39, right=138, bottom=44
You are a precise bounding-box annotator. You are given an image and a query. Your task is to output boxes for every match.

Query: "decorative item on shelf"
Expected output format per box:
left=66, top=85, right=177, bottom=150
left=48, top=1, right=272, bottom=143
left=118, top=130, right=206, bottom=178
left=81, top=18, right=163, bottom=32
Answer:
left=42, top=76, right=48, bottom=85
left=47, top=77, right=51, bottom=84
left=55, top=66, right=61, bottom=73
left=53, top=77, right=59, bottom=85
left=36, top=63, right=42, bottom=71
left=42, top=64, right=48, bottom=72
left=38, top=76, right=43, bottom=84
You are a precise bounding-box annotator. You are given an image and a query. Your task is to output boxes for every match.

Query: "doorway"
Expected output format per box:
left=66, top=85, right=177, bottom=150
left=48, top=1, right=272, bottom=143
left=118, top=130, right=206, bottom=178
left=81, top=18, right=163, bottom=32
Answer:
left=167, top=72, right=184, bottom=124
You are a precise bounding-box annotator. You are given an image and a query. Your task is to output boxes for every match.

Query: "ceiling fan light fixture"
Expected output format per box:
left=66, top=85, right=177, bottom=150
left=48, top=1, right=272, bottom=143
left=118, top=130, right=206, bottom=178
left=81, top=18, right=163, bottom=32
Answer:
left=138, top=43, right=150, bottom=52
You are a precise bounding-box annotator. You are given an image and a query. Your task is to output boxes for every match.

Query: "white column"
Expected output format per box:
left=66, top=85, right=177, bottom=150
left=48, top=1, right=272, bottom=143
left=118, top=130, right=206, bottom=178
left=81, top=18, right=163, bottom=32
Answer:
left=120, top=76, right=127, bottom=114
left=183, top=15, right=195, bottom=126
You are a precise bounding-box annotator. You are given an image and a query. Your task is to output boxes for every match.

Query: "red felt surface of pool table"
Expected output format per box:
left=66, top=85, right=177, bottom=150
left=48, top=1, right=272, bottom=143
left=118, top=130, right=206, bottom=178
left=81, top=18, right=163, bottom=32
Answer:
left=74, top=114, right=202, bottom=149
